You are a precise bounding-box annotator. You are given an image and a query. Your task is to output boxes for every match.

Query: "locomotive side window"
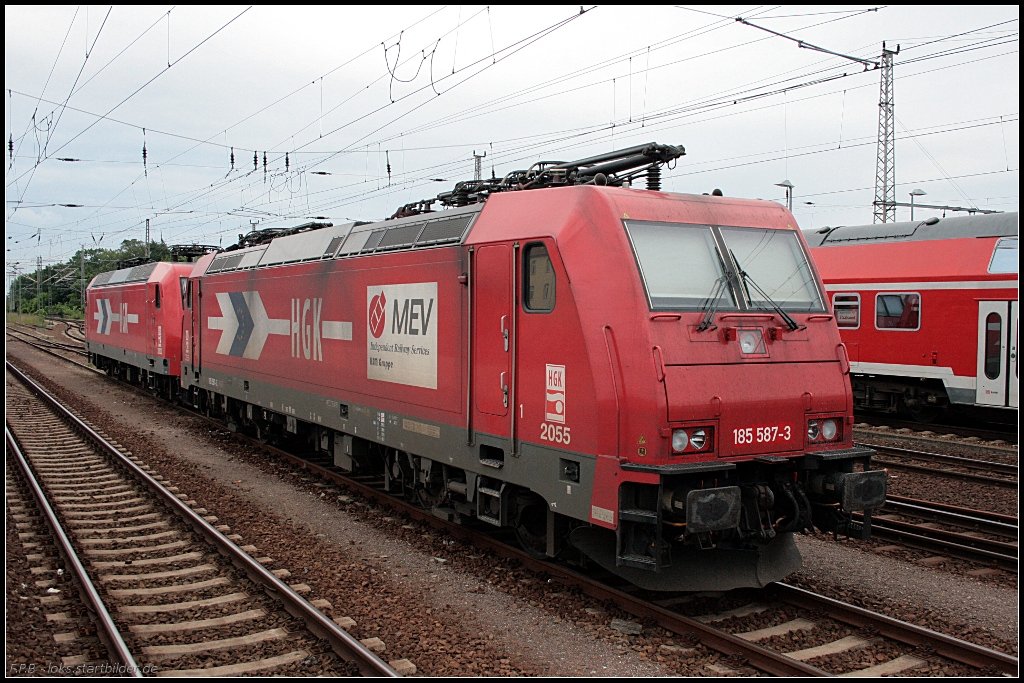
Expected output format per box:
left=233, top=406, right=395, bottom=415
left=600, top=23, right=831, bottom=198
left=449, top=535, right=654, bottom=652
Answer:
left=154, top=284, right=161, bottom=309
left=984, top=313, right=1003, bottom=380
left=624, top=221, right=734, bottom=309
left=832, top=293, right=860, bottom=328
left=875, top=293, right=920, bottom=330
left=524, top=244, right=556, bottom=312
left=988, top=237, right=1018, bottom=274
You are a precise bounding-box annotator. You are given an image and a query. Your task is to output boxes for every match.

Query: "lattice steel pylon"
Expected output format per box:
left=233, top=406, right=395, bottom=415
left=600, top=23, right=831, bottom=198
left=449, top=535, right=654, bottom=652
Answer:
left=473, top=150, right=486, bottom=181
left=873, top=43, right=900, bottom=223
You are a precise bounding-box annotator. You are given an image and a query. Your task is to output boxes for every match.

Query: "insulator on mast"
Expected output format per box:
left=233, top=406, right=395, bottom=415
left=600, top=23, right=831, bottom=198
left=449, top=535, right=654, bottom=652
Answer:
left=646, top=164, right=661, bottom=191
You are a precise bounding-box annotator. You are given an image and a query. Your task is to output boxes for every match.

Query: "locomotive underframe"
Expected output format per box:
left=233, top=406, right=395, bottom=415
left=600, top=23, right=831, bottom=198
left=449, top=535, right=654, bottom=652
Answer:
left=89, top=346, right=178, bottom=401
left=179, top=364, right=599, bottom=534
left=569, top=449, right=883, bottom=590
left=618, top=448, right=880, bottom=556
left=174, top=361, right=884, bottom=586
left=91, top=349, right=887, bottom=591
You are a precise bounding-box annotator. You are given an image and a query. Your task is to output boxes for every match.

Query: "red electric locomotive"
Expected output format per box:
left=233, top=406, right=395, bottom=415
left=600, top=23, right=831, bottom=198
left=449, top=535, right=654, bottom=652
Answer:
left=804, top=212, right=1018, bottom=421
left=159, top=143, right=885, bottom=591
left=85, top=260, right=194, bottom=399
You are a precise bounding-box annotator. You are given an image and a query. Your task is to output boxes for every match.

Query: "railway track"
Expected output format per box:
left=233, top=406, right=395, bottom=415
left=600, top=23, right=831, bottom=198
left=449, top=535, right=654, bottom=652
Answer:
left=6, top=334, right=1018, bottom=675
left=6, top=329, right=96, bottom=375
left=5, top=360, right=399, bottom=677
left=46, top=316, right=86, bottom=343
left=6, top=461, right=124, bottom=674
left=864, top=443, right=1018, bottom=488
left=182, top=418, right=1018, bottom=677
left=853, top=416, right=1018, bottom=447
left=8, top=324, right=87, bottom=356
left=861, top=496, right=1018, bottom=570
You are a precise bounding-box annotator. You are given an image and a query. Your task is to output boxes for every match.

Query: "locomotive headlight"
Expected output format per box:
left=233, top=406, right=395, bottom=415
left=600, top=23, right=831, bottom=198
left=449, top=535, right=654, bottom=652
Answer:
left=821, top=419, right=838, bottom=441
left=671, top=429, right=689, bottom=453
left=807, top=420, right=821, bottom=442
left=689, top=428, right=708, bottom=450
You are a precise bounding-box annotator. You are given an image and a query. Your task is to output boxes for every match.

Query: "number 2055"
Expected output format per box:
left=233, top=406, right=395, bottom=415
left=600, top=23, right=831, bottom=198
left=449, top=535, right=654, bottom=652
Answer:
left=540, top=423, right=572, bottom=445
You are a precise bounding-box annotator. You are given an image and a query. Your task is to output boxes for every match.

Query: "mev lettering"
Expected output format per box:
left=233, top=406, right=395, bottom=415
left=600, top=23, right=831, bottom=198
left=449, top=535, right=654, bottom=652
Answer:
left=392, top=298, right=434, bottom=336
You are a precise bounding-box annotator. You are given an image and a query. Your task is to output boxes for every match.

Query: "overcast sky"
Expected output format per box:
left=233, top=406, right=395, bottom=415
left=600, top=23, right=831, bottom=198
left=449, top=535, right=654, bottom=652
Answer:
left=4, top=5, right=1019, bottom=287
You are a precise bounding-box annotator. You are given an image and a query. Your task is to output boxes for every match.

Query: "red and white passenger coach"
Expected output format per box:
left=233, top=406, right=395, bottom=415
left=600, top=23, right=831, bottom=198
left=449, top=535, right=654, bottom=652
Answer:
left=805, top=212, right=1018, bottom=420
left=90, top=144, right=887, bottom=590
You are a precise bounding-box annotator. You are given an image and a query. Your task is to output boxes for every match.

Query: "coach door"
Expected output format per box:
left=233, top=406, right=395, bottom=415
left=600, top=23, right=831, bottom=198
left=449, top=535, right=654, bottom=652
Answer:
left=473, top=245, right=512, bottom=417
left=976, top=301, right=1018, bottom=408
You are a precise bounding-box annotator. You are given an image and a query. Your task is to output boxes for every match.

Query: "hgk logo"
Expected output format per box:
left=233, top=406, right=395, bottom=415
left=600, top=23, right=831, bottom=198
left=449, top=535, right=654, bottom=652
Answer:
left=291, top=297, right=323, bottom=360
left=94, top=298, right=138, bottom=335
left=208, top=290, right=351, bottom=361
left=545, top=364, right=566, bottom=424
left=118, top=303, right=132, bottom=333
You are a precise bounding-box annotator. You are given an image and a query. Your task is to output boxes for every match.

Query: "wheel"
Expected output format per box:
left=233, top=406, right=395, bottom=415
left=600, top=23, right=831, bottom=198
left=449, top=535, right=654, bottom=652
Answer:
left=900, top=399, right=941, bottom=423
left=514, top=498, right=549, bottom=559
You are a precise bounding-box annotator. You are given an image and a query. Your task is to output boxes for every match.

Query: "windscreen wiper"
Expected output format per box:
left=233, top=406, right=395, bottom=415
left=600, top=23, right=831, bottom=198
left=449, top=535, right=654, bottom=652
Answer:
left=696, top=275, right=729, bottom=331
left=729, top=250, right=801, bottom=331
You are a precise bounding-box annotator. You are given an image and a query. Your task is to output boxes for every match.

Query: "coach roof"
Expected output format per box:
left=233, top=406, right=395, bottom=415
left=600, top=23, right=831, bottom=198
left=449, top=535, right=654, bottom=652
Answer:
left=804, top=211, right=1018, bottom=247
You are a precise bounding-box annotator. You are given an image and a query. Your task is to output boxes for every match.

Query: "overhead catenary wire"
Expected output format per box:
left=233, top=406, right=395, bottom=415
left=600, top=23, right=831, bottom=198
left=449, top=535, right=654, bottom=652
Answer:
left=6, top=6, right=253, bottom=191
left=6, top=7, right=1018, bottom=268
left=4, top=6, right=520, bottom=255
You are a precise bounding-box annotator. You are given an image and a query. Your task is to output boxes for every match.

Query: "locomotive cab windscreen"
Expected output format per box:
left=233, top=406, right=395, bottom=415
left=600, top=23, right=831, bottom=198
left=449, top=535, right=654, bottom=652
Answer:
left=625, top=221, right=825, bottom=314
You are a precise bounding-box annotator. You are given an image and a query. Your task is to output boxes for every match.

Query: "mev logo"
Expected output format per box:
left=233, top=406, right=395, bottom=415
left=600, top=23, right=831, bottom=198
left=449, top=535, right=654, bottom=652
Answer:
left=366, top=283, right=438, bottom=390
left=368, top=289, right=435, bottom=338
left=368, top=291, right=387, bottom=339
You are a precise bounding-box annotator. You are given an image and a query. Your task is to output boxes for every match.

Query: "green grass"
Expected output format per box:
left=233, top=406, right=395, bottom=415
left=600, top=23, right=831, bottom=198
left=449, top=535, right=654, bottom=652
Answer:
left=6, top=312, right=46, bottom=327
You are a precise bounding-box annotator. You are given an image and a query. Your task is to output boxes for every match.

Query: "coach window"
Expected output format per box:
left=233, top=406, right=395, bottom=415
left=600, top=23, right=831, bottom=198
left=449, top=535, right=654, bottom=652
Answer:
left=832, top=293, right=860, bottom=329
left=875, top=293, right=920, bottom=330
left=988, top=237, right=1018, bottom=274
left=524, top=243, right=555, bottom=312
left=984, top=313, right=1002, bottom=379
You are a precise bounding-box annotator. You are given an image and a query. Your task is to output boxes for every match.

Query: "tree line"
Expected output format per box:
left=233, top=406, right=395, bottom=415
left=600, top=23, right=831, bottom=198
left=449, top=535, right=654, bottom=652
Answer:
left=7, top=239, right=176, bottom=318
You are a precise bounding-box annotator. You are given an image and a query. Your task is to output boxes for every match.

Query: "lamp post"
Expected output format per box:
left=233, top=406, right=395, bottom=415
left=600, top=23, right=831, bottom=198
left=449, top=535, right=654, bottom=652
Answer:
left=803, top=201, right=815, bottom=228
left=909, top=189, right=926, bottom=220
left=775, top=180, right=794, bottom=211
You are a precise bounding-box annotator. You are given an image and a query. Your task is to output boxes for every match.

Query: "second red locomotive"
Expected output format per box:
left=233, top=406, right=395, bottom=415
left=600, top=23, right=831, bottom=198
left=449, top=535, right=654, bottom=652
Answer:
left=86, top=261, right=194, bottom=399
left=88, top=144, right=886, bottom=591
